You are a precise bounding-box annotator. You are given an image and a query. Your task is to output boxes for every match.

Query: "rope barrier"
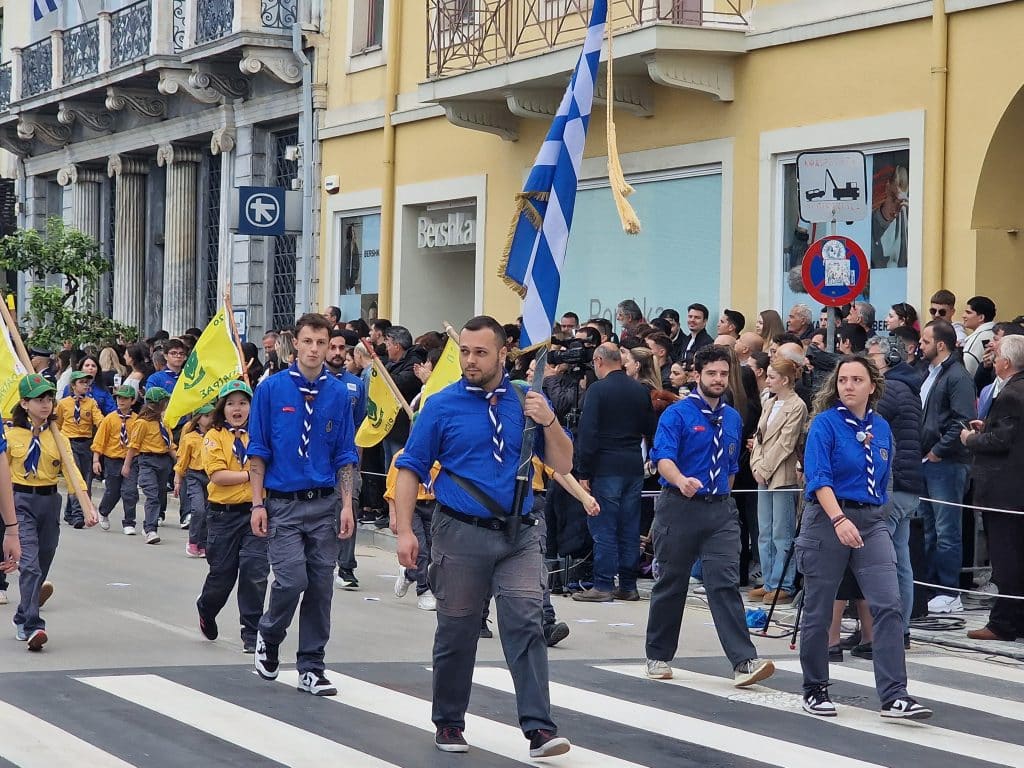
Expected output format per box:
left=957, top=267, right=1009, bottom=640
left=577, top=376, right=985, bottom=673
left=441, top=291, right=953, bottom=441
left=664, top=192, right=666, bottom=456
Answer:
left=919, top=497, right=1024, bottom=517
left=910, top=580, right=1024, bottom=601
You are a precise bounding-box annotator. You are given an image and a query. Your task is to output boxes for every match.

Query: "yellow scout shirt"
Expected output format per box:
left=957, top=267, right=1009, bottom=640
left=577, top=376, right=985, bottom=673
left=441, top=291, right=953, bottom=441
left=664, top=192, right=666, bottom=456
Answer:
left=174, top=429, right=206, bottom=474
left=7, top=424, right=88, bottom=493
left=203, top=427, right=252, bottom=506
left=128, top=418, right=175, bottom=455
left=91, top=410, right=137, bottom=459
left=384, top=449, right=440, bottom=503
left=55, top=395, right=103, bottom=439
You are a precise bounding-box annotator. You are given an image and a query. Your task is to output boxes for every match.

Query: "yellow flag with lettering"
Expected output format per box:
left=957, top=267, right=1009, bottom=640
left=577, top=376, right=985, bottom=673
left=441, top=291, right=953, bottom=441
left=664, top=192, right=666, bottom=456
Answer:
left=418, top=337, right=461, bottom=410
left=355, top=361, right=400, bottom=448
left=0, top=312, right=27, bottom=418
left=164, top=308, right=243, bottom=427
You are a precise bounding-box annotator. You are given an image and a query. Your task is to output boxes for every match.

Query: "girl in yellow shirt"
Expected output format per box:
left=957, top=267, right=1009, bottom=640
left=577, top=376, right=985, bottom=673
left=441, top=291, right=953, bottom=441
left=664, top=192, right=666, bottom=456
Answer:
left=196, top=381, right=268, bottom=654
left=91, top=385, right=140, bottom=533
left=55, top=371, right=103, bottom=528
left=122, top=387, right=176, bottom=545
left=174, top=405, right=214, bottom=558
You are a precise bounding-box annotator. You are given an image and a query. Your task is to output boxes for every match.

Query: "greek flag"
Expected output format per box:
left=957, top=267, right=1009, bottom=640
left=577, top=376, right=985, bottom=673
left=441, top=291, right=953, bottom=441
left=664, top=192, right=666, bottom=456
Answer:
left=32, top=0, right=59, bottom=21
left=499, top=0, right=607, bottom=349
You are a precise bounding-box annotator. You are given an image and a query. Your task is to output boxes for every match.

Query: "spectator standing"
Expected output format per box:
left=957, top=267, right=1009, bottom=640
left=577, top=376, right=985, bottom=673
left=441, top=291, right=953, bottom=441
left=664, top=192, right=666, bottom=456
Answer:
left=146, top=338, right=187, bottom=394
left=886, top=303, right=918, bottom=333
left=977, top=324, right=1024, bottom=418
left=681, top=303, right=714, bottom=362
left=646, top=333, right=674, bottom=389
left=659, top=309, right=686, bottom=361
left=928, top=290, right=967, bottom=345
left=616, top=300, right=645, bottom=345
left=383, top=326, right=425, bottom=471
left=735, top=332, right=763, bottom=367
left=848, top=302, right=876, bottom=336
left=786, top=304, right=815, bottom=342
left=960, top=295, right=997, bottom=379
left=559, top=312, right=580, bottom=339
left=717, top=309, right=745, bottom=340
left=757, top=310, right=785, bottom=347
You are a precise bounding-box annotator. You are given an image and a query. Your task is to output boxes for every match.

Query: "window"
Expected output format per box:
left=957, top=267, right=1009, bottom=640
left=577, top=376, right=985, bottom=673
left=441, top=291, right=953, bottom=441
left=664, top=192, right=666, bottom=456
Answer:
left=270, top=129, right=299, bottom=332
left=353, top=0, right=385, bottom=54
left=335, top=212, right=380, bottom=323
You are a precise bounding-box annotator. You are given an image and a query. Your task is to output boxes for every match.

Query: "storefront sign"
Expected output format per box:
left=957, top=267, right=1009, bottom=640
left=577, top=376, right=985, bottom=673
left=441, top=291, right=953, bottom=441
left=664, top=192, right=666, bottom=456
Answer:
left=417, top=212, right=476, bottom=249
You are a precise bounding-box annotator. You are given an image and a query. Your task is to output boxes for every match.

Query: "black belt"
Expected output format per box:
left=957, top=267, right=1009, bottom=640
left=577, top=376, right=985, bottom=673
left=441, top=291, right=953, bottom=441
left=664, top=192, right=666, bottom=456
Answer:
left=210, top=502, right=252, bottom=514
left=267, top=487, right=335, bottom=501
left=13, top=484, right=58, bottom=495
left=440, top=505, right=536, bottom=531
left=140, top=451, right=171, bottom=457
left=667, top=487, right=730, bottom=503
left=838, top=499, right=876, bottom=510
left=69, top=437, right=91, bottom=443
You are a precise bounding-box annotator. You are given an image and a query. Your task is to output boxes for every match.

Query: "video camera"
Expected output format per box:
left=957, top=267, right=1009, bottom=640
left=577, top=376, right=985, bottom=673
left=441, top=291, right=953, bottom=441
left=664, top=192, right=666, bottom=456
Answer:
left=548, top=339, right=594, bottom=370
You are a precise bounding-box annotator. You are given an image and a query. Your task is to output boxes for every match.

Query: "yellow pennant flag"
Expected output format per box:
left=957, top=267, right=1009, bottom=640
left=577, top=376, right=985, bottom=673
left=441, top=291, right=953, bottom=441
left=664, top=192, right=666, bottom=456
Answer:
left=355, top=361, right=400, bottom=448
left=419, top=337, right=461, bottom=410
left=0, top=312, right=27, bottom=418
left=164, top=308, right=242, bottom=427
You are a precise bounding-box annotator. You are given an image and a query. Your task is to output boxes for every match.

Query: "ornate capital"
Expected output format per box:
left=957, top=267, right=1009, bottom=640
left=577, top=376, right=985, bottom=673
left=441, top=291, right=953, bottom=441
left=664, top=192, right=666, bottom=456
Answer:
left=57, top=102, right=116, bottom=133
left=105, top=87, right=168, bottom=118
left=156, top=143, right=202, bottom=167
left=189, top=68, right=250, bottom=101
left=57, top=165, right=105, bottom=186
left=17, top=116, right=72, bottom=147
left=443, top=101, right=518, bottom=142
left=0, top=128, right=32, bottom=157
left=210, top=126, right=236, bottom=156
left=107, top=154, right=148, bottom=177
left=239, top=47, right=302, bottom=84
left=158, top=68, right=222, bottom=105
left=644, top=53, right=734, bottom=103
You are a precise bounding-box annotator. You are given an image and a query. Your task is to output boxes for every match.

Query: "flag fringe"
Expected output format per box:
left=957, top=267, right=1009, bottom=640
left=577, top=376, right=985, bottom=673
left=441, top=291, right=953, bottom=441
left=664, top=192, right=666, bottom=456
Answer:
left=605, top=12, right=641, bottom=236
left=498, top=193, right=546, bottom=300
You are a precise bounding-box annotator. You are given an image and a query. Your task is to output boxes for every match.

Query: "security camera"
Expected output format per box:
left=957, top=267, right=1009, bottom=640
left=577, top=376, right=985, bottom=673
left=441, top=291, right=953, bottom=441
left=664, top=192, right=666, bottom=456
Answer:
left=324, top=175, right=340, bottom=195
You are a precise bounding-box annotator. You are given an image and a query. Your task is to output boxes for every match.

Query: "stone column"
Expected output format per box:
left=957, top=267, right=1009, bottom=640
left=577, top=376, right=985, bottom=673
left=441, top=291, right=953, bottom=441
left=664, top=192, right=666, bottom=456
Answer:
left=211, top=125, right=236, bottom=310
left=107, top=155, right=147, bottom=331
left=58, top=166, right=105, bottom=310
left=156, top=143, right=201, bottom=334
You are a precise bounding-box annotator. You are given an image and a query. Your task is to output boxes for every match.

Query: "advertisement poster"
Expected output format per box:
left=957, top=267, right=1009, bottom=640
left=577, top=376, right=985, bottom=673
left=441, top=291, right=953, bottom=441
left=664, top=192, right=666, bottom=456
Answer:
left=337, top=213, right=381, bottom=322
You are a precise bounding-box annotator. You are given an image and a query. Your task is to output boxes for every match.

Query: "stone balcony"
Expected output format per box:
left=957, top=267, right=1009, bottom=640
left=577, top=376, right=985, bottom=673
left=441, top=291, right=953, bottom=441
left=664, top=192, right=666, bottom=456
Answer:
left=418, top=0, right=749, bottom=141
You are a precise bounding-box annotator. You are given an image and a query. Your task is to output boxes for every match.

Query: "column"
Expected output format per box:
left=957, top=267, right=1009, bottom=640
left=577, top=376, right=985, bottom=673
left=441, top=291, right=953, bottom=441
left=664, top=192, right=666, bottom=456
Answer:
left=57, top=165, right=104, bottom=311
left=211, top=125, right=236, bottom=308
left=107, top=154, right=147, bottom=331
left=156, top=143, right=201, bottom=334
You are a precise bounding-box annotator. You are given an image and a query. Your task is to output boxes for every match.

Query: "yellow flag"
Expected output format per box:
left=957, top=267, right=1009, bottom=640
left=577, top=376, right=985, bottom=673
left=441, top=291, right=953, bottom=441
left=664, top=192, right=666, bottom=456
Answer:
left=418, top=338, right=461, bottom=409
left=0, top=312, right=27, bottom=418
left=355, top=361, right=400, bottom=448
left=164, top=308, right=242, bottom=427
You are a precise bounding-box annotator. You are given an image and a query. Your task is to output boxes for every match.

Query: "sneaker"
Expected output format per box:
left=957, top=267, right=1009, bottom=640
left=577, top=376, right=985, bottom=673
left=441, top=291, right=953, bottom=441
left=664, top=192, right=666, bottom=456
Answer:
left=733, top=658, right=775, bottom=688
left=0, top=590, right=6, bottom=605
left=839, top=630, right=863, bottom=650
left=748, top=562, right=763, bottom=585
left=198, top=548, right=207, bottom=558
left=145, top=531, right=160, bottom=545
left=99, top=515, right=110, bottom=531
left=254, top=632, right=279, bottom=680
left=480, top=621, right=493, bottom=639
left=803, top=685, right=837, bottom=717
left=417, top=593, right=437, bottom=611
left=242, top=638, right=256, bottom=654
left=26, top=628, right=47, bottom=651
left=544, top=621, right=570, bottom=647
left=123, top=525, right=136, bottom=536
left=335, top=569, right=359, bottom=590
left=39, top=581, right=53, bottom=608
left=13, top=620, right=26, bottom=641
left=394, top=571, right=413, bottom=599
left=828, top=645, right=844, bottom=662
left=72, top=520, right=85, bottom=530
left=571, top=587, right=614, bottom=603
left=198, top=610, right=218, bottom=641
left=185, top=543, right=203, bottom=558
left=612, top=588, right=640, bottom=601
left=927, top=594, right=963, bottom=614
left=904, top=632, right=911, bottom=650
left=179, top=514, right=191, bottom=530
left=693, top=584, right=707, bottom=595
left=881, top=696, right=932, bottom=720
left=645, top=659, right=673, bottom=679
left=297, top=670, right=338, bottom=696
left=850, top=642, right=873, bottom=660
left=434, top=726, right=469, bottom=753
left=528, top=729, right=570, bottom=758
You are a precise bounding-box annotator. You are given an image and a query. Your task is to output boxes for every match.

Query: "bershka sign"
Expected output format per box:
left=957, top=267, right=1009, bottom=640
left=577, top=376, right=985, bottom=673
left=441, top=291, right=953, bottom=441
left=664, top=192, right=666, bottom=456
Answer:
left=417, top=212, right=476, bottom=249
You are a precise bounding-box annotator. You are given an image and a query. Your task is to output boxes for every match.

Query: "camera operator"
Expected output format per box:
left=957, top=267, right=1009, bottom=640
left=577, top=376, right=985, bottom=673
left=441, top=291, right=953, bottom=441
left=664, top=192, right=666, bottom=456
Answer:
left=543, top=328, right=599, bottom=432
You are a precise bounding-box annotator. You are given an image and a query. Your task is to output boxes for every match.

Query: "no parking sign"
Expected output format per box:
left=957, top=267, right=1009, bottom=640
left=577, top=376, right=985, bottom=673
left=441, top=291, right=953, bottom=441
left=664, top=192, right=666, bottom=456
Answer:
left=801, top=236, right=869, bottom=308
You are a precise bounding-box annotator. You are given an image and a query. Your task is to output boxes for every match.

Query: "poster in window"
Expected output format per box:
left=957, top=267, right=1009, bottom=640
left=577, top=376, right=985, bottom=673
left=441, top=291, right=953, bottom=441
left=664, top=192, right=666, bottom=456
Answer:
left=337, top=212, right=380, bottom=322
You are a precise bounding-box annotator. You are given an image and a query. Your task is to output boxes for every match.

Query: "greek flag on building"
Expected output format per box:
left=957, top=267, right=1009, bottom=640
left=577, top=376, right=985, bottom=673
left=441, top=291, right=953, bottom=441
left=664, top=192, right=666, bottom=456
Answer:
left=499, top=0, right=607, bottom=349
left=33, top=0, right=59, bottom=21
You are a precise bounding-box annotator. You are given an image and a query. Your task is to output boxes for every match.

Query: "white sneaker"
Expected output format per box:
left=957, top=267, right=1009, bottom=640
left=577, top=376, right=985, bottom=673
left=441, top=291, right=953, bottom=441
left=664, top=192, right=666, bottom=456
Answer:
left=0, top=590, right=7, bottom=605
left=645, top=659, right=673, bottom=679
left=99, top=515, right=110, bottom=531
left=297, top=670, right=337, bottom=696
left=395, top=570, right=413, bottom=599
left=145, top=531, right=161, bottom=545
left=417, top=593, right=437, bottom=611
left=123, top=525, right=136, bottom=536
left=928, top=594, right=963, bottom=614
left=179, top=514, right=191, bottom=530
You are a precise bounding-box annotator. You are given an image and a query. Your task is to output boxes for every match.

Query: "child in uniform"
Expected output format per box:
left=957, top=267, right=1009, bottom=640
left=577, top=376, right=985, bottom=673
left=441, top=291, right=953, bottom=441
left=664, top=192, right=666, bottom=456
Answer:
left=91, top=385, right=140, bottom=534
left=55, top=371, right=102, bottom=529
left=122, top=387, right=176, bottom=545
left=385, top=448, right=440, bottom=610
left=174, top=405, right=214, bottom=557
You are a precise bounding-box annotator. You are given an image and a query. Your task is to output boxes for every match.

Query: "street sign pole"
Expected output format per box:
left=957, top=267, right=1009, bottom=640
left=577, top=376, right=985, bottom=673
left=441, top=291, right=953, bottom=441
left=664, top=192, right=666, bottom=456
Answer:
left=827, top=218, right=837, bottom=352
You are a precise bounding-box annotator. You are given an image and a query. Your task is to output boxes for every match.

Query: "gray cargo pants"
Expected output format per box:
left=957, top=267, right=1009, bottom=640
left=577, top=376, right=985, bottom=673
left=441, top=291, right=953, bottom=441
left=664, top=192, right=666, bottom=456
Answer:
left=98, top=456, right=139, bottom=526
left=137, top=453, right=173, bottom=534
left=13, top=491, right=60, bottom=633
left=63, top=438, right=92, bottom=525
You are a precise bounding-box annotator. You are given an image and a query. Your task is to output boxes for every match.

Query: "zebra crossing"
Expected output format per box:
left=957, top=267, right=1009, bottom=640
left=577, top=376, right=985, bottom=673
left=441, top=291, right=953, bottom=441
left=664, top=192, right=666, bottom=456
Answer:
left=0, top=655, right=1019, bottom=768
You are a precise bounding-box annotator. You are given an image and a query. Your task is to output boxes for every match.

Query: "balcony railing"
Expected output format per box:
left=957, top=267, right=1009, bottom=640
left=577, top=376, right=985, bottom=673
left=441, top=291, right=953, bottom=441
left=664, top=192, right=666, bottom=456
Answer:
left=111, top=0, right=153, bottom=67
left=0, top=63, right=10, bottom=112
left=21, top=39, right=53, bottom=98
left=63, top=19, right=100, bottom=84
left=427, top=0, right=749, bottom=79
left=197, top=0, right=235, bottom=43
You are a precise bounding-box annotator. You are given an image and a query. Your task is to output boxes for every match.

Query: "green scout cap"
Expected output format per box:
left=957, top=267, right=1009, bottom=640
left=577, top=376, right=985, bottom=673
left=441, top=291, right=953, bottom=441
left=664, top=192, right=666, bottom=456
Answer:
left=144, top=387, right=170, bottom=403
left=69, top=371, right=93, bottom=383
left=114, top=385, right=136, bottom=399
left=19, top=374, right=56, bottom=399
left=195, top=404, right=215, bottom=415
left=218, top=380, right=253, bottom=399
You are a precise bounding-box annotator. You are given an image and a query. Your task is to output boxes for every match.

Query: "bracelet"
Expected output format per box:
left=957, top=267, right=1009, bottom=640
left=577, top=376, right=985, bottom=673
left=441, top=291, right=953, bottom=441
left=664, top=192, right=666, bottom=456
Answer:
left=544, top=416, right=557, bottom=428
left=831, top=515, right=848, bottom=528
left=251, top=504, right=266, bottom=512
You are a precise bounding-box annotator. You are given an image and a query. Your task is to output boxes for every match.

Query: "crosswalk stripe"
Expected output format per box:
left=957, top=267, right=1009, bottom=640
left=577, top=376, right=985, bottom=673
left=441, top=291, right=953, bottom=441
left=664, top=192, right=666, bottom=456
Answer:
left=277, top=669, right=650, bottom=768
left=76, top=674, right=402, bottom=768
left=910, top=654, right=1024, bottom=685
left=473, top=667, right=885, bottom=768
left=0, top=700, right=136, bottom=768
left=599, top=664, right=1024, bottom=766
left=773, top=660, right=1024, bottom=722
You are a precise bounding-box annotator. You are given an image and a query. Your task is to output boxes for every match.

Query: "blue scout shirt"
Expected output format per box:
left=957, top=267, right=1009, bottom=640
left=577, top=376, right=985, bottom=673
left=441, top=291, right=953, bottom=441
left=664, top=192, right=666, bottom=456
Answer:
left=60, top=382, right=115, bottom=415
left=146, top=368, right=181, bottom=395
left=248, top=367, right=358, bottom=492
left=334, top=369, right=366, bottom=427
left=651, top=395, right=742, bottom=496
left=804, top=406, right=893, bottom=506
left=396, top=377, right=548, bottom=519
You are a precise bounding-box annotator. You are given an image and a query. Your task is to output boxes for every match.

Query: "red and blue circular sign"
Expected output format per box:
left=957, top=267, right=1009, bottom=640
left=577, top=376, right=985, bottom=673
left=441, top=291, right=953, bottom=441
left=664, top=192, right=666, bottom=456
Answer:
left=801, top=235, right=869, bottom=308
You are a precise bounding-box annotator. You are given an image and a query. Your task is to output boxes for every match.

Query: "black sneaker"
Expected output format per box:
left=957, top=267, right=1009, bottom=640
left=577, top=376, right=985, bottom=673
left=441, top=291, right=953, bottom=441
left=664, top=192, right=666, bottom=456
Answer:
left=254, top=631, right=279, bottom=680
left=297, top=670, right=338, bottom=696
left=544, top=621, right=570, bottom=647
left=828, top=645, right=844, bottom=662
left=803, top=684, right=837, bottom=717
left=851, top=642, right=873, bottom=660
left=528, top=729, right=570, bottom=758
left=881, top=696, right=932, bottom=720
left=839, top=630, right=862, bottom=650
left=242, top=638, right=256, bottom=654
left=198, top=611, right=218, bottom=641
left=336, top=569, right=359, bottom=590
left=434, top=726, right=469, bottom=753
left=904, top=632, right=911, bottom=650
left=480, top=620, right=493, bottom=639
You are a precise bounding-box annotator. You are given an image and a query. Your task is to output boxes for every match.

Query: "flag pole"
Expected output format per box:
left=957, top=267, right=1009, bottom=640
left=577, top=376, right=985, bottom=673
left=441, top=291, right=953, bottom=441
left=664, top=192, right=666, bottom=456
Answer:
left=442, top=321, right=459, bottom=343
left=0, top=302, right=95, bottom=521
left=508, top=342, right=548, bottom=538
left=223, top=291, right=250, bottom=386
left=360, top=337, right=415, bottom=419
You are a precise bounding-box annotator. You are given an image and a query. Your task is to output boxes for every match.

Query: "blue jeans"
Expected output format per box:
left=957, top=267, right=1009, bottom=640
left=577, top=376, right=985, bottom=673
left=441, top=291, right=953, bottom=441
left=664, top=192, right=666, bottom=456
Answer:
left=587, top=475, right=643, bottom=593
left=919, top=460, right=969, bottom=593
left=756, top=487, right=798, bottom=593
left=887, top=491, right=918, bottom=633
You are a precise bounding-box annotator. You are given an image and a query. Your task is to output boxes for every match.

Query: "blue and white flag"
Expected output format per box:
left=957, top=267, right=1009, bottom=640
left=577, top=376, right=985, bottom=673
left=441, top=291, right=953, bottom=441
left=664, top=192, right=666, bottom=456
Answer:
left=499, top=0, right=607, bottom=350
left=32, top=0, right=59, bottom=22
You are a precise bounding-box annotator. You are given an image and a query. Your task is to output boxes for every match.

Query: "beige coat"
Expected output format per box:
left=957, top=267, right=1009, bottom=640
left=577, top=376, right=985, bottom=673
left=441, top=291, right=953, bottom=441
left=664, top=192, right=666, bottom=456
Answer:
left=749, top=394, right=808, bottom=489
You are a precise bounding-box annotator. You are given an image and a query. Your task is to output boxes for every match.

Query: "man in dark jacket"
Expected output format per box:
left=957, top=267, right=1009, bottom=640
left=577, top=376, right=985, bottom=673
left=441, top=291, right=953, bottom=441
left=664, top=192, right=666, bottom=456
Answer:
left=961, top=335, right=1024, bottom=641
left=868, top=336, right=923, bottom=638
left=918, top=321, right=977, bottom=613
left=572, top=343, right=655, bottom=603
left=383, top=326, right=425, bottom=469
left=681, top=303, right=714, bottom=363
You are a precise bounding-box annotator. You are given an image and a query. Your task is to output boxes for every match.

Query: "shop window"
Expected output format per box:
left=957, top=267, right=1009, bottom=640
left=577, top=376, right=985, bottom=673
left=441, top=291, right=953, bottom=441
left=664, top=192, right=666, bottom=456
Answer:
left=335, top=212, right=381, bottom=323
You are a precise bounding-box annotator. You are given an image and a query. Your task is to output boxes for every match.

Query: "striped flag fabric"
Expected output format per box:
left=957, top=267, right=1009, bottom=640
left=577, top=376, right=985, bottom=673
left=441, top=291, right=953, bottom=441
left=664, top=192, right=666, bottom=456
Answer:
left=32, top=0, right=59, bottom=22
left=499, top=0, right=607, bottom=349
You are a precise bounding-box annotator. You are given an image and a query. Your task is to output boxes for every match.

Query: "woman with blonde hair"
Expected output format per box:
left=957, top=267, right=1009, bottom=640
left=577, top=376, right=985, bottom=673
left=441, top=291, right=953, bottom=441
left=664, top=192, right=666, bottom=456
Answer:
left=621, top=345, right=661, bottom=392
left=756, top=310, right=785, bottom=346
left=99, top=346, right=128, bottom=387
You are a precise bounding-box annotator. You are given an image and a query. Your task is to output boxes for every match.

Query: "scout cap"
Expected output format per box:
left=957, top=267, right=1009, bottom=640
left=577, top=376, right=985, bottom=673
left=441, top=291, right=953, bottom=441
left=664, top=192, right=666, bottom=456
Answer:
left=144, top=387, right=170, bottom=403
left=69, top=371, right=93, bottom=383
left=218, top=380, right=253, bottom=399
left=114, top=385, right=136, bottom=399
left=195, top=403, right=215, bottom=415
left=19, top=373, right=56, bottom=399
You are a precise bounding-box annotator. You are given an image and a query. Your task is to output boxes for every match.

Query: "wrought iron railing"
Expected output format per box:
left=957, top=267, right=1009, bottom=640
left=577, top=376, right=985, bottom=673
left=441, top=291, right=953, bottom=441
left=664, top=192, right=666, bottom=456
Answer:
left=63, top=19, right=100, bottom=84
left=21, top=39, right=53, bottom=98
left=427, top=0, right=748, bottom=78
left=173, top=0, right=187, bottom=51
left=197, top=0, right=234, bottom=43
left=111, top=0, right=153, bottom=67
left=0, top=63, right=11, bottom=111
left=261, top=0, right=299, bottom=29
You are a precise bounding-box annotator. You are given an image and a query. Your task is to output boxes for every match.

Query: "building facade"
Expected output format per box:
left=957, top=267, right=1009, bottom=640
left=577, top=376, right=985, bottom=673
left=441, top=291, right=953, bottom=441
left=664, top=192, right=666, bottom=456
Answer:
left=317, top=0, right=1024, bottom=336
left=0, top=0, right=325, bottom=339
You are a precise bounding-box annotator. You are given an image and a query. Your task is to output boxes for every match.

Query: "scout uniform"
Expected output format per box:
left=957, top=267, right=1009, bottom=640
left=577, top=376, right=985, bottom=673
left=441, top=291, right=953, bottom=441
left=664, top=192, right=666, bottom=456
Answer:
left=175, top=406, right=213, bottom=556
left=91, top=385, right=139, bottom=532
left=55, top=371, right=102, bottom=528
left=384, top=449, right=440, bottom=600
left=127, top=387, right=175, bottom=542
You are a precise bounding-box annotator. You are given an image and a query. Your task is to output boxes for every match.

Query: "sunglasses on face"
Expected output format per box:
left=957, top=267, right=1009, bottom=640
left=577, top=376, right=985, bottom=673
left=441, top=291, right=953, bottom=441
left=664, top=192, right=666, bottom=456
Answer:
left=929, top=307, right=949, bottom=317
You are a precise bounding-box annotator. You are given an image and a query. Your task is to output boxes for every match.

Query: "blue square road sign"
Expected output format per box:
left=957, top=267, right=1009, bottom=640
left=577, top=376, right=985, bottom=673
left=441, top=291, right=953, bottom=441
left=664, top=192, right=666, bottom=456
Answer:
left=238, top=186, right=286, bottom=236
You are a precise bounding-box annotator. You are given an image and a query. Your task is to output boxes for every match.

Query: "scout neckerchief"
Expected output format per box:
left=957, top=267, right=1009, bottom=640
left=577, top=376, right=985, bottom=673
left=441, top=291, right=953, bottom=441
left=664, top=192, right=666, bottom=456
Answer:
left=73, top=394, right=83, bottom=423
left=688, top=391, right=725, bottom=491
left=25, top=425, right=42, bottom=476
left=289, top=363, right=329, bottom=459
left=159, top=421, right=172, bottom=449
left=836, top=405, right=877, bottom=500
left=464, top=375, right=509, bottom=465
left=119, top=412, right=131, bottom=446
left=229, top=425, right=249, bottom=466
